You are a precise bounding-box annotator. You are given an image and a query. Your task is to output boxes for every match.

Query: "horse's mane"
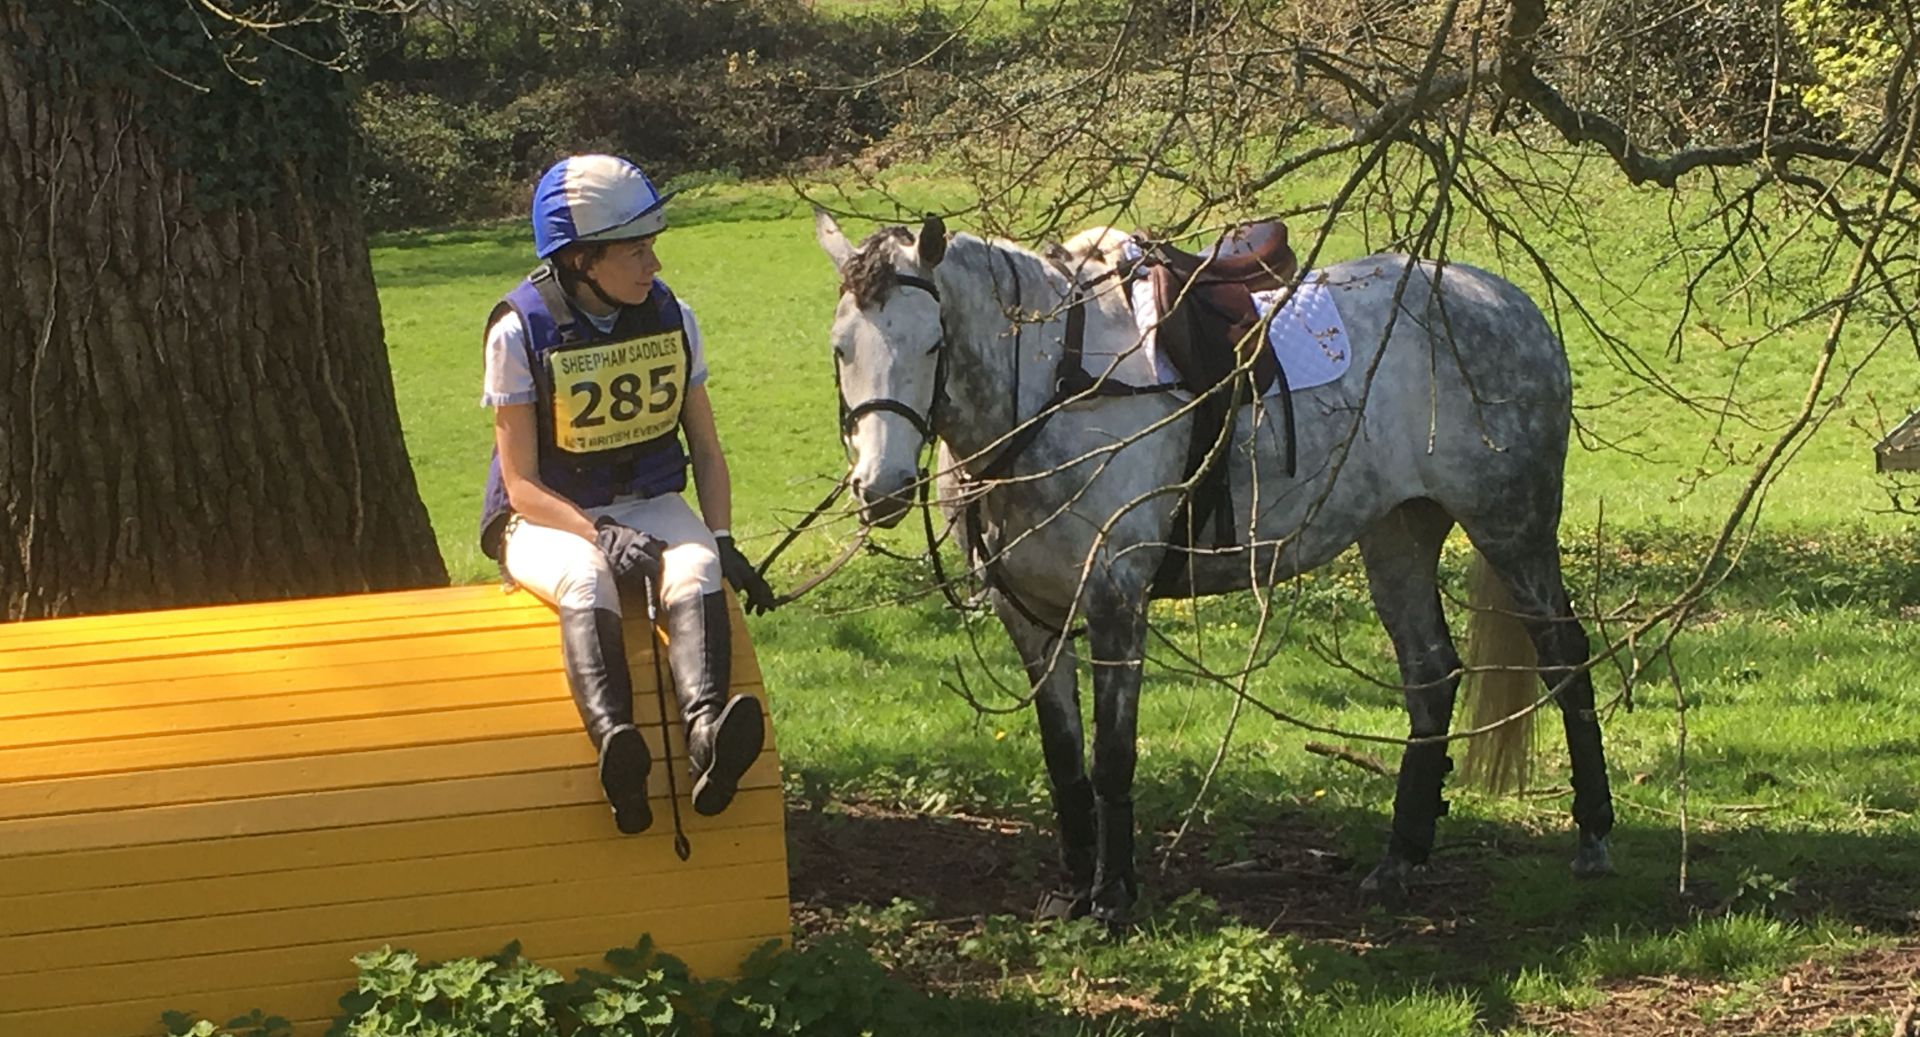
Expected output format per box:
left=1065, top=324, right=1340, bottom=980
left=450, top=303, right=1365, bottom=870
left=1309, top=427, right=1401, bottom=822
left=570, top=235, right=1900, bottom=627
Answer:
left=842, top=225, right=913, bottom=307
left=940, top=232, right=1063, bottom=311
left=841, top=225, right=1065, bottom=315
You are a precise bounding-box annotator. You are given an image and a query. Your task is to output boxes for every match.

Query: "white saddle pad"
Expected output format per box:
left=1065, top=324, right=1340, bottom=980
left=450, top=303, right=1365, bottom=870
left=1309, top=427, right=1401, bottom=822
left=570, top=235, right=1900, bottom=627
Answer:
left=1126, top=271, right=1354, bottom=395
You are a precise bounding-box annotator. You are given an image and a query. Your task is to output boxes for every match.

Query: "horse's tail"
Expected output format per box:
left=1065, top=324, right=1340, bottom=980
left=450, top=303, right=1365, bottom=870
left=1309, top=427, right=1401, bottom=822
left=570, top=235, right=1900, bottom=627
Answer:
left=1458, top=551, right=1539, bottom=793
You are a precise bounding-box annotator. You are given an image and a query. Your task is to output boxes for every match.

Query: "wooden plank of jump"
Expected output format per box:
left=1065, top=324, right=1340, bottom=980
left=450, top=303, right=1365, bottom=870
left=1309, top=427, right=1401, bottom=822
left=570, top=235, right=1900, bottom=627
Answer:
left=0, top=586, right=790, bottom=1036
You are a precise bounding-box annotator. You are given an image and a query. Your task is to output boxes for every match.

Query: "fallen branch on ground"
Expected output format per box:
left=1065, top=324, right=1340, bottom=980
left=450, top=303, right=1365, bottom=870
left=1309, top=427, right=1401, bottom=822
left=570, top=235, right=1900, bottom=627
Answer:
left=1305, top=741, right=1392, bottom=777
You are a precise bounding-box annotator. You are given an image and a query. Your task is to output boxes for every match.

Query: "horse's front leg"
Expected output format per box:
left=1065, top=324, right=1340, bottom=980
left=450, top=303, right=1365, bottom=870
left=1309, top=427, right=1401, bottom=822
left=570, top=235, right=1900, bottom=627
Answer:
left=994, top=596, right=1096, bottom=920
left=1085, top=586, right=1147, bottom=929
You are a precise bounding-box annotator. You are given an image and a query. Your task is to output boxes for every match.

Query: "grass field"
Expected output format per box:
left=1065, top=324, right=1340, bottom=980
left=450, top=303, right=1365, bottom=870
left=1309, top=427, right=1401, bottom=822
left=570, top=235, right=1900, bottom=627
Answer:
left=372, top=169, right=1920, bottom=1034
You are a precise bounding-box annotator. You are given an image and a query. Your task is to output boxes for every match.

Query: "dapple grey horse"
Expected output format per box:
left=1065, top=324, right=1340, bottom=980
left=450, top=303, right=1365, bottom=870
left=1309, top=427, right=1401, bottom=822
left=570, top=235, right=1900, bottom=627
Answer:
left=813, top=212, right=1614, bottom=925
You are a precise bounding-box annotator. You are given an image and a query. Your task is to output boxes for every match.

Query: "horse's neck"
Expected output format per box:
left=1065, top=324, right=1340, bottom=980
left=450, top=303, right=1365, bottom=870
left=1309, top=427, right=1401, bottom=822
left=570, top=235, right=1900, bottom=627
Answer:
left=932, top=237, right=1061, bottom=471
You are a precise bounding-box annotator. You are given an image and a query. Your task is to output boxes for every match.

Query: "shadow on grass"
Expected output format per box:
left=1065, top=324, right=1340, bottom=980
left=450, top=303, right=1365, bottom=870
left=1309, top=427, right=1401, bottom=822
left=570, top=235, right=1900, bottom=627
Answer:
left=785, top=781, right=1920, bottom=1028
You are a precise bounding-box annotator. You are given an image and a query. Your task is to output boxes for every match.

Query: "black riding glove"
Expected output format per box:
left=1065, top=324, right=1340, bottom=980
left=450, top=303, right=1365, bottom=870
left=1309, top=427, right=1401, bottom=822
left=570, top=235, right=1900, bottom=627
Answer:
left=715, top=534, right=777, bottom=615
left=594, top=517, right=666, bottom=589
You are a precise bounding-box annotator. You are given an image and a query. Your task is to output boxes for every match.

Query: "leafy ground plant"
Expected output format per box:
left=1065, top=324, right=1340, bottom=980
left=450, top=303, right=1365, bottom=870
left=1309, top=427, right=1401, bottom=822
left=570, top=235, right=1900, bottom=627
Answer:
left=164, top=934, right=944, bottom=1037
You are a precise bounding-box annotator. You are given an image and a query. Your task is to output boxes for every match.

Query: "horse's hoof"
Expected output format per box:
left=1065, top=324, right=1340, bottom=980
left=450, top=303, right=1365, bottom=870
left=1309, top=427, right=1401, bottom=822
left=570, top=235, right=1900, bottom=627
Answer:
left=1571, top=835, right=1615, bottom=879
left=1089, top=900, right=1132, bottom=936
left=1359, top=856, right=1414, bottom=906
left=1034, top=889, right=1091, bottom=922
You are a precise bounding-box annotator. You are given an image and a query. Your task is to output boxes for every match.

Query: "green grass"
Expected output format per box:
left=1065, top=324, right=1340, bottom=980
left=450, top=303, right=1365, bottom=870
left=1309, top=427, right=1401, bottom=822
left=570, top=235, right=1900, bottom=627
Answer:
left=805, top=0, right=1052, bottom=40
left=372, top=168, right=1920, bottom=1033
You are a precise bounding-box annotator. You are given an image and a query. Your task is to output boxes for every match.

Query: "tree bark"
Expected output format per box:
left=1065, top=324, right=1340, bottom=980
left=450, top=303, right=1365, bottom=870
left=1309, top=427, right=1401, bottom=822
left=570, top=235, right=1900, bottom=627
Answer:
left=0, top=5, right=448, bottom=619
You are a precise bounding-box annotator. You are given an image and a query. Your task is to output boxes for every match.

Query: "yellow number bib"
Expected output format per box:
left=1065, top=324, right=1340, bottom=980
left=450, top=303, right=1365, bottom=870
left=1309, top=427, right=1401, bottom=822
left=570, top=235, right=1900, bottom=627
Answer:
left=548, top=331, right=688, bottom=454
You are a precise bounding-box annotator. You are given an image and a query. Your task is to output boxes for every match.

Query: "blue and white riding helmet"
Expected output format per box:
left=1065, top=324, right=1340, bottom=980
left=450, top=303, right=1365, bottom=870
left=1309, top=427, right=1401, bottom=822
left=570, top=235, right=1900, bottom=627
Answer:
left=531, top=155, right=673, bottom=258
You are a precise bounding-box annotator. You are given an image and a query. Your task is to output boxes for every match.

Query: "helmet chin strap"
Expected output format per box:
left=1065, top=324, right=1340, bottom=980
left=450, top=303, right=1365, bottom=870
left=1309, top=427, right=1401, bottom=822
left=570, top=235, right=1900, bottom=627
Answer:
left=557, top=261, right=627, bottom=314
left=577, top=268, right=619, bottom=310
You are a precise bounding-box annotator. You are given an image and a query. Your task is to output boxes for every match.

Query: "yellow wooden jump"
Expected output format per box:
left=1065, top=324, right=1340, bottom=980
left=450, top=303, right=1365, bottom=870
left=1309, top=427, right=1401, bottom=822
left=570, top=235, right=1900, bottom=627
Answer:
left=0, top=585, right=787, bottom=1036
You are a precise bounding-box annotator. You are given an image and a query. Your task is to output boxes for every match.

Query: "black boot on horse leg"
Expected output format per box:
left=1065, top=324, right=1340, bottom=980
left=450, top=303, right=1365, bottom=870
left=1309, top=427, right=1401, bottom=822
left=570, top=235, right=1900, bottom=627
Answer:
left=1035, top=777, right=1097, bottom=921
left=1486, top=544, right=1617, bottom=878
left=1534, top=609, right=1615, bottom=877
left=664, top=591, right=765, bottom=816
left=559, top=606, right=654, bottom=834
left=995, top=600, right=1098, bottom=922
left=1090, top=795, right=1137, bottom=930
left=1466, top=538, right=1616, bottom=879
left=1362, top=732, right=1453, bottom=902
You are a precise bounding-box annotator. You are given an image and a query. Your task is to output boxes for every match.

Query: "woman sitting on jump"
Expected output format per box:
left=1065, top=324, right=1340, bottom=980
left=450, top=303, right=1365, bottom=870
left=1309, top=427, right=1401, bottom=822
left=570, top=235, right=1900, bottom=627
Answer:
left=477, top=154, right=777, bottom=833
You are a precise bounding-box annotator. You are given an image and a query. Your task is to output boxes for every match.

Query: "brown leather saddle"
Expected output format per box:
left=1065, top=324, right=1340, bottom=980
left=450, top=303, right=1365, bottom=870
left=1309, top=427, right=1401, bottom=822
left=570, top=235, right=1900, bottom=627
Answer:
left=1142, top=220, right=1299, bottom=399
left=1133, top=220, right=1300, bottom=583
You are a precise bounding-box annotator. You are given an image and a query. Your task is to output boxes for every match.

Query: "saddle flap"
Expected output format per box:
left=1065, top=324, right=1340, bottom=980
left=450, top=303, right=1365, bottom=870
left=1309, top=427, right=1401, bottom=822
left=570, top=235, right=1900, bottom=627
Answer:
left=1149, top=267, right=1281, bottom=397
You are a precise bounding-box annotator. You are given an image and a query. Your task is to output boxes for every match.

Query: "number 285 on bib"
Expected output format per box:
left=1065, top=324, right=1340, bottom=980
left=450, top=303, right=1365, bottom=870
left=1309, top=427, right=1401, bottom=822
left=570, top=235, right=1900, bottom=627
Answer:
left=549, top=332, right=688, bottom=454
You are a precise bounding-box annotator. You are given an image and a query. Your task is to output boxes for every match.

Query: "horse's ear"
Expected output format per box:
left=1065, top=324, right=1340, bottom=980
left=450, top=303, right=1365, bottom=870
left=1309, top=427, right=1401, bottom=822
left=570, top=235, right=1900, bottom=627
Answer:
left=917, top=213, right=947, bottom=268
left=814, top=207, right=855, bottom=272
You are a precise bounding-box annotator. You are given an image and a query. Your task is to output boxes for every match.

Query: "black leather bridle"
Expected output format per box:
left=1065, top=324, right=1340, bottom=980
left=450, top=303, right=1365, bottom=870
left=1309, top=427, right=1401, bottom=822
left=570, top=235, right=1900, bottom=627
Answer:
left=835, top=273, right=947, bottom=448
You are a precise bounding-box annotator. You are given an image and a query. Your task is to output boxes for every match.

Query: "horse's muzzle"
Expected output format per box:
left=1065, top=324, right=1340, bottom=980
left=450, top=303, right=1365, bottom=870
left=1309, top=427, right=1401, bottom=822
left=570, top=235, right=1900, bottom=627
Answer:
left=852, top=479, right=913, bottom=529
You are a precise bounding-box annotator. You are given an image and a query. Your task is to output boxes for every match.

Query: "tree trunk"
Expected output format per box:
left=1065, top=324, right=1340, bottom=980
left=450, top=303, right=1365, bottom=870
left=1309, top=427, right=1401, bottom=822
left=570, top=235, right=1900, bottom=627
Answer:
left=0, top=5, right=448, bottom=619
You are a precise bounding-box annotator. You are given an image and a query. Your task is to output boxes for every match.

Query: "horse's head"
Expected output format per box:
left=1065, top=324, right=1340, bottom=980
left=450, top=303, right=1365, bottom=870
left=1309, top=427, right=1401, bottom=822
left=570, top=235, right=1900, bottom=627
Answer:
left=815, top=209, right=949, bottom=529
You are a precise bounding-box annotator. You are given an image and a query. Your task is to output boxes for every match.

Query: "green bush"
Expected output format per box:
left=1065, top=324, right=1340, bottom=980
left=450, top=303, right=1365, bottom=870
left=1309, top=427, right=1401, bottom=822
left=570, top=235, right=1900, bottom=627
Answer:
left=1785, top=0, right=1906, bottom=139
left=1553, top=0, right=1823, bottom=147
left=353, top=0, right=980, bottom=229
left=354, top=86, right=506, bottom=230
left=711, top=933, right=931, bottom=1036
left=162, top=933, right=938, bottom=1037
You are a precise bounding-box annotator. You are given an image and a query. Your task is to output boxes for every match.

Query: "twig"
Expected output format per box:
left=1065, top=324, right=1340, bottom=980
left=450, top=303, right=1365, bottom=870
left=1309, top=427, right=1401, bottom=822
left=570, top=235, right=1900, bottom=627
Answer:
left=1665, top=642, right=1691, bottom=897
left=1304, top=741, right=1392, bottom=778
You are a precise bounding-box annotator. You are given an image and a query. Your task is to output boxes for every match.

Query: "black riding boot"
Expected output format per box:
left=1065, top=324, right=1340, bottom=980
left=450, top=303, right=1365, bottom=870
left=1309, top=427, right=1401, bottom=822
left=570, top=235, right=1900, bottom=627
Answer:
left=663, top=591, right=765, bottom=816
left=559, top=606, right=653, bottom=834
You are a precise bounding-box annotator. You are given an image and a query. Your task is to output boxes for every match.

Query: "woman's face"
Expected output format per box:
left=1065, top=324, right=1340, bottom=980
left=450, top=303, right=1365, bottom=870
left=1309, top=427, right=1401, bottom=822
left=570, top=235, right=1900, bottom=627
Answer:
left=583, top=235, right=662, bottom=304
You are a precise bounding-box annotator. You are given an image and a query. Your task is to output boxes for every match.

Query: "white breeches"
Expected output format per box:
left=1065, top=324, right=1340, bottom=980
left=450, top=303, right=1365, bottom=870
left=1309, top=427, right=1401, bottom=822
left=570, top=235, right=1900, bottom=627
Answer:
left=501, top=493, right=720, bottom=614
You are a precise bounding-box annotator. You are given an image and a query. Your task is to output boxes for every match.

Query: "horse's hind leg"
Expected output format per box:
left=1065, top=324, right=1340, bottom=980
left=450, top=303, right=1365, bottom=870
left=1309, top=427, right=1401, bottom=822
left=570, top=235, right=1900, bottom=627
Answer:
left=1355, top=499, right=1464, bottom=901
left=994, top=596, right=1097, bottom=919
left=1465, top=530, right=1616, bottom=878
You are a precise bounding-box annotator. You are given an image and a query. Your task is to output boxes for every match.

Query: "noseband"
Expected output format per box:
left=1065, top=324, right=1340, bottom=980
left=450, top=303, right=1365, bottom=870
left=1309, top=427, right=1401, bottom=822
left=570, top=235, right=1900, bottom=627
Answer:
left=836, top=273, right=946, bottom=447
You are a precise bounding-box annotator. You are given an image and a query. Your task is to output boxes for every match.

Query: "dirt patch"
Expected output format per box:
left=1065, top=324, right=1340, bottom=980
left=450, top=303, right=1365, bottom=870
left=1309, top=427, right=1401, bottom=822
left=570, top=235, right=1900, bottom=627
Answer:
left=786, top=798, right=1053, bottom=920
left=1521, top=944, right=1920, bottom=1037
left=786, top=796, right=1494, bottom=952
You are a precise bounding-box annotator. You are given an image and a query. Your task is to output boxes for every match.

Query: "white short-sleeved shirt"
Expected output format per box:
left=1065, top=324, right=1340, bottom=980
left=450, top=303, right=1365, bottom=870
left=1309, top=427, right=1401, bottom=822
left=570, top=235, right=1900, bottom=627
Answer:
left=481, top=298, right=710, bottom=408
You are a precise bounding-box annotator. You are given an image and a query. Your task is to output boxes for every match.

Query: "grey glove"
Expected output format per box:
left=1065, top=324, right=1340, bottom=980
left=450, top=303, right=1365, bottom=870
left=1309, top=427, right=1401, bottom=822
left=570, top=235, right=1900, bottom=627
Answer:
left=594, top=518, right=666, bottom=588
left=715, top=534, right=777, bottom=615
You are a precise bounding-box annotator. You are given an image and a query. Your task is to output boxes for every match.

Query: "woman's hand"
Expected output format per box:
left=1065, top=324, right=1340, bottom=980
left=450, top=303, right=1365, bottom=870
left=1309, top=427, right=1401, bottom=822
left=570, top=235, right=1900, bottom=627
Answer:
left=595, top=518, right=667, bottom=588
left=714, top=534, right=777, bottom=614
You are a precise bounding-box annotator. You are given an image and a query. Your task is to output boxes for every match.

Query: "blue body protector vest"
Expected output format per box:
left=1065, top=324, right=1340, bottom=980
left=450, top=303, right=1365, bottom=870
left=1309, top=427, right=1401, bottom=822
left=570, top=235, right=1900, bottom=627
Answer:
left=479, top=264, right=693, bottom=560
